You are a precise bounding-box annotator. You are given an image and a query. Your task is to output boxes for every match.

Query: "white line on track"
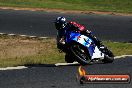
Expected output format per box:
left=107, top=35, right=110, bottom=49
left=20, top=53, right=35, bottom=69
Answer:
left=114, top=55, right=132, bottom=59
left=0, top=32, right=48, bottom=39
left=0, top=66, right=28, bottom=70
left=55, top=62, right=79, bottom=66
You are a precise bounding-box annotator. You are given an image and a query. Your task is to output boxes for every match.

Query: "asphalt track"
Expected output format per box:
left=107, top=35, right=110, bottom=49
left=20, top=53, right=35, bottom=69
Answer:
left=0, top=57, right=132, bottom=88
left=0, top=9, right=132, bottom=42
left=0, top=9, right=132, bottom=88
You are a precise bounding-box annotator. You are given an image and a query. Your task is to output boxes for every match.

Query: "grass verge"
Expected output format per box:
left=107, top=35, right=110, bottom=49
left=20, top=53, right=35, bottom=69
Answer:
left=0, top=35, right=132, bottom=67
left=0, top=0, right=132, bottom=13
left=0, top=35, right=65, bottom=67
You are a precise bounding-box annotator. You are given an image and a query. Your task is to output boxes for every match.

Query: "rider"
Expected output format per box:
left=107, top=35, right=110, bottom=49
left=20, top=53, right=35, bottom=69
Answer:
left=54, top=16, right=101, bottom=51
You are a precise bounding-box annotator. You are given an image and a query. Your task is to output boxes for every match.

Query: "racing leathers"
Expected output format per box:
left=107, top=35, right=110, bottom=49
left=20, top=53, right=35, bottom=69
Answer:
left=56, top=22, right=101, bottom=52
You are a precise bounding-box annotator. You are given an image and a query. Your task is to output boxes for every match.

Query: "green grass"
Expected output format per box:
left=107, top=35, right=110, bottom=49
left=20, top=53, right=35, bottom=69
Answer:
left=0, top=0, right=132, bottom=13
left=0, top=35, right=65, bottom=67
left=103, top=41, right=132, bottom=56
left=0, top=35, right=132, bottom=67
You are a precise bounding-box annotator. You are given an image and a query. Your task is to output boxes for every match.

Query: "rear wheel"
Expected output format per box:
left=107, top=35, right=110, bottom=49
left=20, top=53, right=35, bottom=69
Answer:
left=70, top=42, right=91, bottom=65
left=102, top=48, right=114, bottom=63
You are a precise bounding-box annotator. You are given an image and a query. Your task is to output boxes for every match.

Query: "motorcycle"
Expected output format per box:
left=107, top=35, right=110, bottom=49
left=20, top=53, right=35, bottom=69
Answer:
left=59, top=29, right=114, bottom=65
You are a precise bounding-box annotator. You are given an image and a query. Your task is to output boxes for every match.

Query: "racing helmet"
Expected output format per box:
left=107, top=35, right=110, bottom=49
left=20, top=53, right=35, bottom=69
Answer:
left=55, top=17, right=66, bottom=30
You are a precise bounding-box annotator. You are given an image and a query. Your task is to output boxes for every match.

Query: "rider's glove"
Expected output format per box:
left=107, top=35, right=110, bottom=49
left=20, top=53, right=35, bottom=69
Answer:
left=59, top=37, right=65, bottom=45
left=86, top=30, right=92, bottom=35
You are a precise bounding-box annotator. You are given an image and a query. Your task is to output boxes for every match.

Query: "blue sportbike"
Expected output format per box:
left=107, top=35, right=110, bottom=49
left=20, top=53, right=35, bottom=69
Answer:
left=59, top=29, right=114, bottom=65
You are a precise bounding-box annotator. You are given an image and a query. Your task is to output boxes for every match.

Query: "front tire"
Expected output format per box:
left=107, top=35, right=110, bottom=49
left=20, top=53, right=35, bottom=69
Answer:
left=65, top=53, right=75, bottom=63
left=70, top=42, right=91, bottom=65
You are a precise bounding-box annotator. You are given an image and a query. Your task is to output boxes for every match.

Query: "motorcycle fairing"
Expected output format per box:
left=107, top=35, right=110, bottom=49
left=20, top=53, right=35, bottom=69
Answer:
left=65, top=32, right=104, bottom=59
left=92, top=46, right=104, bottom=59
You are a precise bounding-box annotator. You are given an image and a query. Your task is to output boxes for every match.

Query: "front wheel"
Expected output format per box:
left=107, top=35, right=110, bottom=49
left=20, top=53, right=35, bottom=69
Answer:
left=70, top=42, right=91, bottom=65
left=65, top=53, right=75, bottom=63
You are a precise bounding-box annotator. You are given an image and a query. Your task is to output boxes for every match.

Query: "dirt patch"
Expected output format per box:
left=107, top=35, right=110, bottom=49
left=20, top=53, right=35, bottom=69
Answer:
left=0, top=6, right=132, bottom=16
left=0, top=35, right=55, bottom=59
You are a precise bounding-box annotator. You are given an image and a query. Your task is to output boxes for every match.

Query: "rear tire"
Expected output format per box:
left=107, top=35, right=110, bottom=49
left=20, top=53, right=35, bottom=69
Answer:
left=102, top=49, right=114, bottom=63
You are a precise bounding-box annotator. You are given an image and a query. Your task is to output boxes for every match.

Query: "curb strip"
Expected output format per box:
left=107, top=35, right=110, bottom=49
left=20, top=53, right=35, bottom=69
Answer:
left=0, top=32, right=48, bottom=39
